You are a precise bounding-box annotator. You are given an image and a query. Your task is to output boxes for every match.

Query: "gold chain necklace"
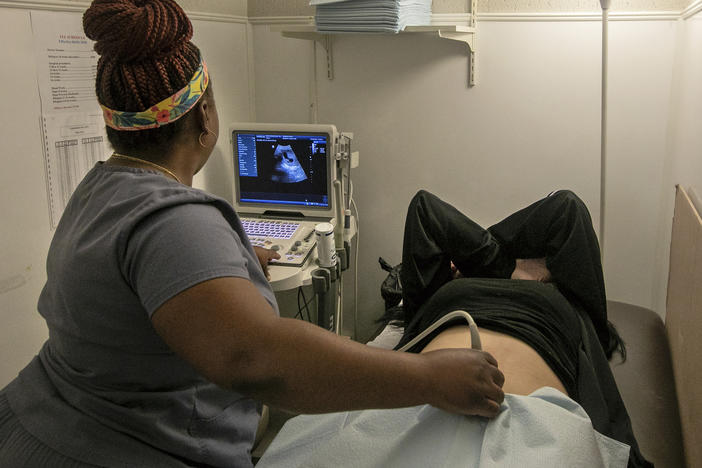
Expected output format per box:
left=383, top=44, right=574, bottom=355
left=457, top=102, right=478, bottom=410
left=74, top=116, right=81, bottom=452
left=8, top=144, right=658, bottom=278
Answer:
left=111, top=153, right=182, bottom=184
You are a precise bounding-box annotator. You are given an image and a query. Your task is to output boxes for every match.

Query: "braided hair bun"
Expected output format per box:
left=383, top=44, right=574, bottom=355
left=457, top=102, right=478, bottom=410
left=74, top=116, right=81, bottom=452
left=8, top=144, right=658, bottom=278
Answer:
left=83, top=0, right=201, bottom=112
left=84, top=0, right=192, bottom=62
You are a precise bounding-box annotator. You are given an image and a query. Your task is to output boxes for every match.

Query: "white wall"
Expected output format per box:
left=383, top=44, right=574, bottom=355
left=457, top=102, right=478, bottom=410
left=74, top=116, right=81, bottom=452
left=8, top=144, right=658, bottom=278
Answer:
left=247, top=0, right=694, bottom=16
left=0, top=7, right=53, bottom=391
left=0, top=0, right=247, bottom=16
left=603, top=19, right=678, bottom=312
left=191, top=19, right=254, bottom=200
left=670, top=12, right=702, bottom=204
left=251, top=17, right=682, bottom=340
left=0, top=6, right=252, bottom=387
left=653, top=9, right=702, bottom=315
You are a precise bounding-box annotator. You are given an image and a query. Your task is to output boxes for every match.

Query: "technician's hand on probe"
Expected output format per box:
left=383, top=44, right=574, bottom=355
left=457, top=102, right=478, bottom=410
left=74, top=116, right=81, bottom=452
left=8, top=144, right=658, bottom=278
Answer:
left=421, top=348, right=505, bottom=418
left=253, top=246, right=281, bottom=280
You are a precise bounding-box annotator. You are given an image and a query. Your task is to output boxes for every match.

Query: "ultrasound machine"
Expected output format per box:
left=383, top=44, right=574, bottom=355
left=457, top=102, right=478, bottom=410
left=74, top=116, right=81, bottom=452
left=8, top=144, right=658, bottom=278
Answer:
left=230, top=123, right=342, bottom=268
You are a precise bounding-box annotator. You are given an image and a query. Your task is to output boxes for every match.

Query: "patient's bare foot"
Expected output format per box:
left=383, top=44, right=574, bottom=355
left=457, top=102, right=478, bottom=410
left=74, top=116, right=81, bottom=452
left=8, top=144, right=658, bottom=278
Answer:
left=511, top=258, right=552, bottom=282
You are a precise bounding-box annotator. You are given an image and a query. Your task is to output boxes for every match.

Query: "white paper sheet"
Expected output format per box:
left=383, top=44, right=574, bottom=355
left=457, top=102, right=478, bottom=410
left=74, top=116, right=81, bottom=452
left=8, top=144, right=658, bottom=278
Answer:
left=30, top=11, right=108, bottom=228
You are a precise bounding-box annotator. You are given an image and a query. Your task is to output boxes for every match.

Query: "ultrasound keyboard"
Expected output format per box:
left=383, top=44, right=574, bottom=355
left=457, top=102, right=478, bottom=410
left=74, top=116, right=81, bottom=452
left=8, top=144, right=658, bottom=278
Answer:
left=241, top=218, right=319, bottom=267
left=242, top=219, right=300, bottom=239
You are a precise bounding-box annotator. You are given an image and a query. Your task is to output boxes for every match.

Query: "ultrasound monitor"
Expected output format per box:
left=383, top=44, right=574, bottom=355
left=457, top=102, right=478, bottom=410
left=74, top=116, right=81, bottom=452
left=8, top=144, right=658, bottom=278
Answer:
left=231, top=122, right=338, bottom=221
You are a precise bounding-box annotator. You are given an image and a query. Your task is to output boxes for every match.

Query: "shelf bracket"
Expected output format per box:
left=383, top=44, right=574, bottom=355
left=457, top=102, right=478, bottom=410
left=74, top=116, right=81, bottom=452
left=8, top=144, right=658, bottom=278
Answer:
left=321, top=34, right=334, bottom=80
left=436, top=30, right=476, bottom=87
left=281, top=30, right=334, bottom=80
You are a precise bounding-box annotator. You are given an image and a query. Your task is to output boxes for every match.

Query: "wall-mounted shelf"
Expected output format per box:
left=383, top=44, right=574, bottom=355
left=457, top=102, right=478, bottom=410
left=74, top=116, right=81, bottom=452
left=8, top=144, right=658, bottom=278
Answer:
left=271, top=24, right=477, bottom=86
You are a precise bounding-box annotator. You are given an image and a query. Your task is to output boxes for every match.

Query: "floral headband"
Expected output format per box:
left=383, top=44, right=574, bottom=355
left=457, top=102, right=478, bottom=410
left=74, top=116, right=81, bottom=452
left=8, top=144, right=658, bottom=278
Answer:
left=101, top=60, right=209, bottom=131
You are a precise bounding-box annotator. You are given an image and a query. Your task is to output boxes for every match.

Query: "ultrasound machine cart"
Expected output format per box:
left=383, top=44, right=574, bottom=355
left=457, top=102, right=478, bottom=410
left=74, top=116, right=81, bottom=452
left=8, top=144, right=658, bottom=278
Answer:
left=230, top=123, right=357, bottom=337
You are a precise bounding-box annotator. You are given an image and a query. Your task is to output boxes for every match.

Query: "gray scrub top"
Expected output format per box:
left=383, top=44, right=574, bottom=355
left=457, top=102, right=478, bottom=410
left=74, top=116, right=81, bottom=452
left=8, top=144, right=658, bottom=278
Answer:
left=6, top=163, right=278, bottom=467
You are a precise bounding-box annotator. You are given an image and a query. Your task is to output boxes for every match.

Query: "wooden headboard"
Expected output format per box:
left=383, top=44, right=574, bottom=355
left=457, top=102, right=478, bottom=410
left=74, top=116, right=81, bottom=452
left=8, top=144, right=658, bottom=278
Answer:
left=666, top=185, right=702, bottom=468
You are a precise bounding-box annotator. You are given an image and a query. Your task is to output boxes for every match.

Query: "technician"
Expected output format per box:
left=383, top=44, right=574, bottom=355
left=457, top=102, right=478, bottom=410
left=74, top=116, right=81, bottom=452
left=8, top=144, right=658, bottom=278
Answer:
left=0, top=1, right=503, bottom=466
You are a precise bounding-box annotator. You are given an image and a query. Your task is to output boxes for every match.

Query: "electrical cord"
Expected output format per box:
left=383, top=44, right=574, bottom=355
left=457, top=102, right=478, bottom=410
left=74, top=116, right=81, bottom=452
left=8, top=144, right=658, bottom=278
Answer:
left=350, top=196, right=359, bottom=341
left=297, top=286, right=314, bottom=322
left=397, top=310, right=482, bottom=352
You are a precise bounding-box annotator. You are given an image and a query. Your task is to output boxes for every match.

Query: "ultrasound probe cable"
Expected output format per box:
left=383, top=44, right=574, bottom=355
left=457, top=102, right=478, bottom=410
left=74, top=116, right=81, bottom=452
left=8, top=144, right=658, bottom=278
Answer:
left=397, top=310, right=482, bottom=352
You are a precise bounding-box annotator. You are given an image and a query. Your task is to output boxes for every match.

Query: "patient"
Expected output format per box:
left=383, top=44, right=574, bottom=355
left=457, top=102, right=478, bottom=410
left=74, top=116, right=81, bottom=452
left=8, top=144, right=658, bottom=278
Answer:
left=394, top=189, right=610, bottom=398
left=391, top=189, right=651, bottom=468
left=257, top=190, right=653, bottom=468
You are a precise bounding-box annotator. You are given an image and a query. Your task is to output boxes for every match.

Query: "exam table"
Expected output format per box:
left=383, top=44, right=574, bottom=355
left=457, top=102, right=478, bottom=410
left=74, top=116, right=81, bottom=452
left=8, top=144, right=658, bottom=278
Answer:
left=606, top=301, right=684, bottom=468
left=251, top=300, right=685, bottom=467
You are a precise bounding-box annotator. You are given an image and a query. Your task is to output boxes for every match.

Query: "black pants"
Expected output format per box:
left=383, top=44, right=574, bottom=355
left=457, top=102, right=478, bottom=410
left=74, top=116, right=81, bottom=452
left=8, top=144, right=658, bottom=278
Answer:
left=400, top=189, right=621, bottom=358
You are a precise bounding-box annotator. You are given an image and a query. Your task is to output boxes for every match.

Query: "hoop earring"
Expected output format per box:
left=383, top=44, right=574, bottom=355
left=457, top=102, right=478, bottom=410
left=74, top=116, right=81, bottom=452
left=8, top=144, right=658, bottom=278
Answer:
left=198, top=126, right=218, bottom=148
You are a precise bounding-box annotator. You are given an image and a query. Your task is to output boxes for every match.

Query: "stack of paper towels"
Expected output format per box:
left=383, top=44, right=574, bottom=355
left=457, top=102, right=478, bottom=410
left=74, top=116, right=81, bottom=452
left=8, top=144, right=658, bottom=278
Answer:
left=311, top=0, right=433, bottom=33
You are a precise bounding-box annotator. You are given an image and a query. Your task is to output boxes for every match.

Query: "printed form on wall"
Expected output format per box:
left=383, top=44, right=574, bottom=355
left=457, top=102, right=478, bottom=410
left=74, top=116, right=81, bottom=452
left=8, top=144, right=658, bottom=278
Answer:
left=30, top=11, right=108, bottom=229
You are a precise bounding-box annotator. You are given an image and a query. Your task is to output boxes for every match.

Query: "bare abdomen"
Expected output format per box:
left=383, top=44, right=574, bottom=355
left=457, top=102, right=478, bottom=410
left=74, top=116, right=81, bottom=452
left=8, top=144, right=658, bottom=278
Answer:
left=420, top=325, right=568, bottom=396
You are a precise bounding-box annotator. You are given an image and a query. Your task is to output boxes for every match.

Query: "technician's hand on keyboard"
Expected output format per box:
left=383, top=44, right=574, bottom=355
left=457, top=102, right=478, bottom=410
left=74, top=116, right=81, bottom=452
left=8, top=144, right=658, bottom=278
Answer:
left=253, top=246, right=281, bottom=280
left=421, top=348, right=505, bottom=418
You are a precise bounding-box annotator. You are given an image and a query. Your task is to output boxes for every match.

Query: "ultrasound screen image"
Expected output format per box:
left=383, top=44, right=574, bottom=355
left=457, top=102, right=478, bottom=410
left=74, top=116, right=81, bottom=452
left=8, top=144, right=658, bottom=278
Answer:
left=235, top=132, right=330, bottom=209
left=271, top=143, right=308, bottom=183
